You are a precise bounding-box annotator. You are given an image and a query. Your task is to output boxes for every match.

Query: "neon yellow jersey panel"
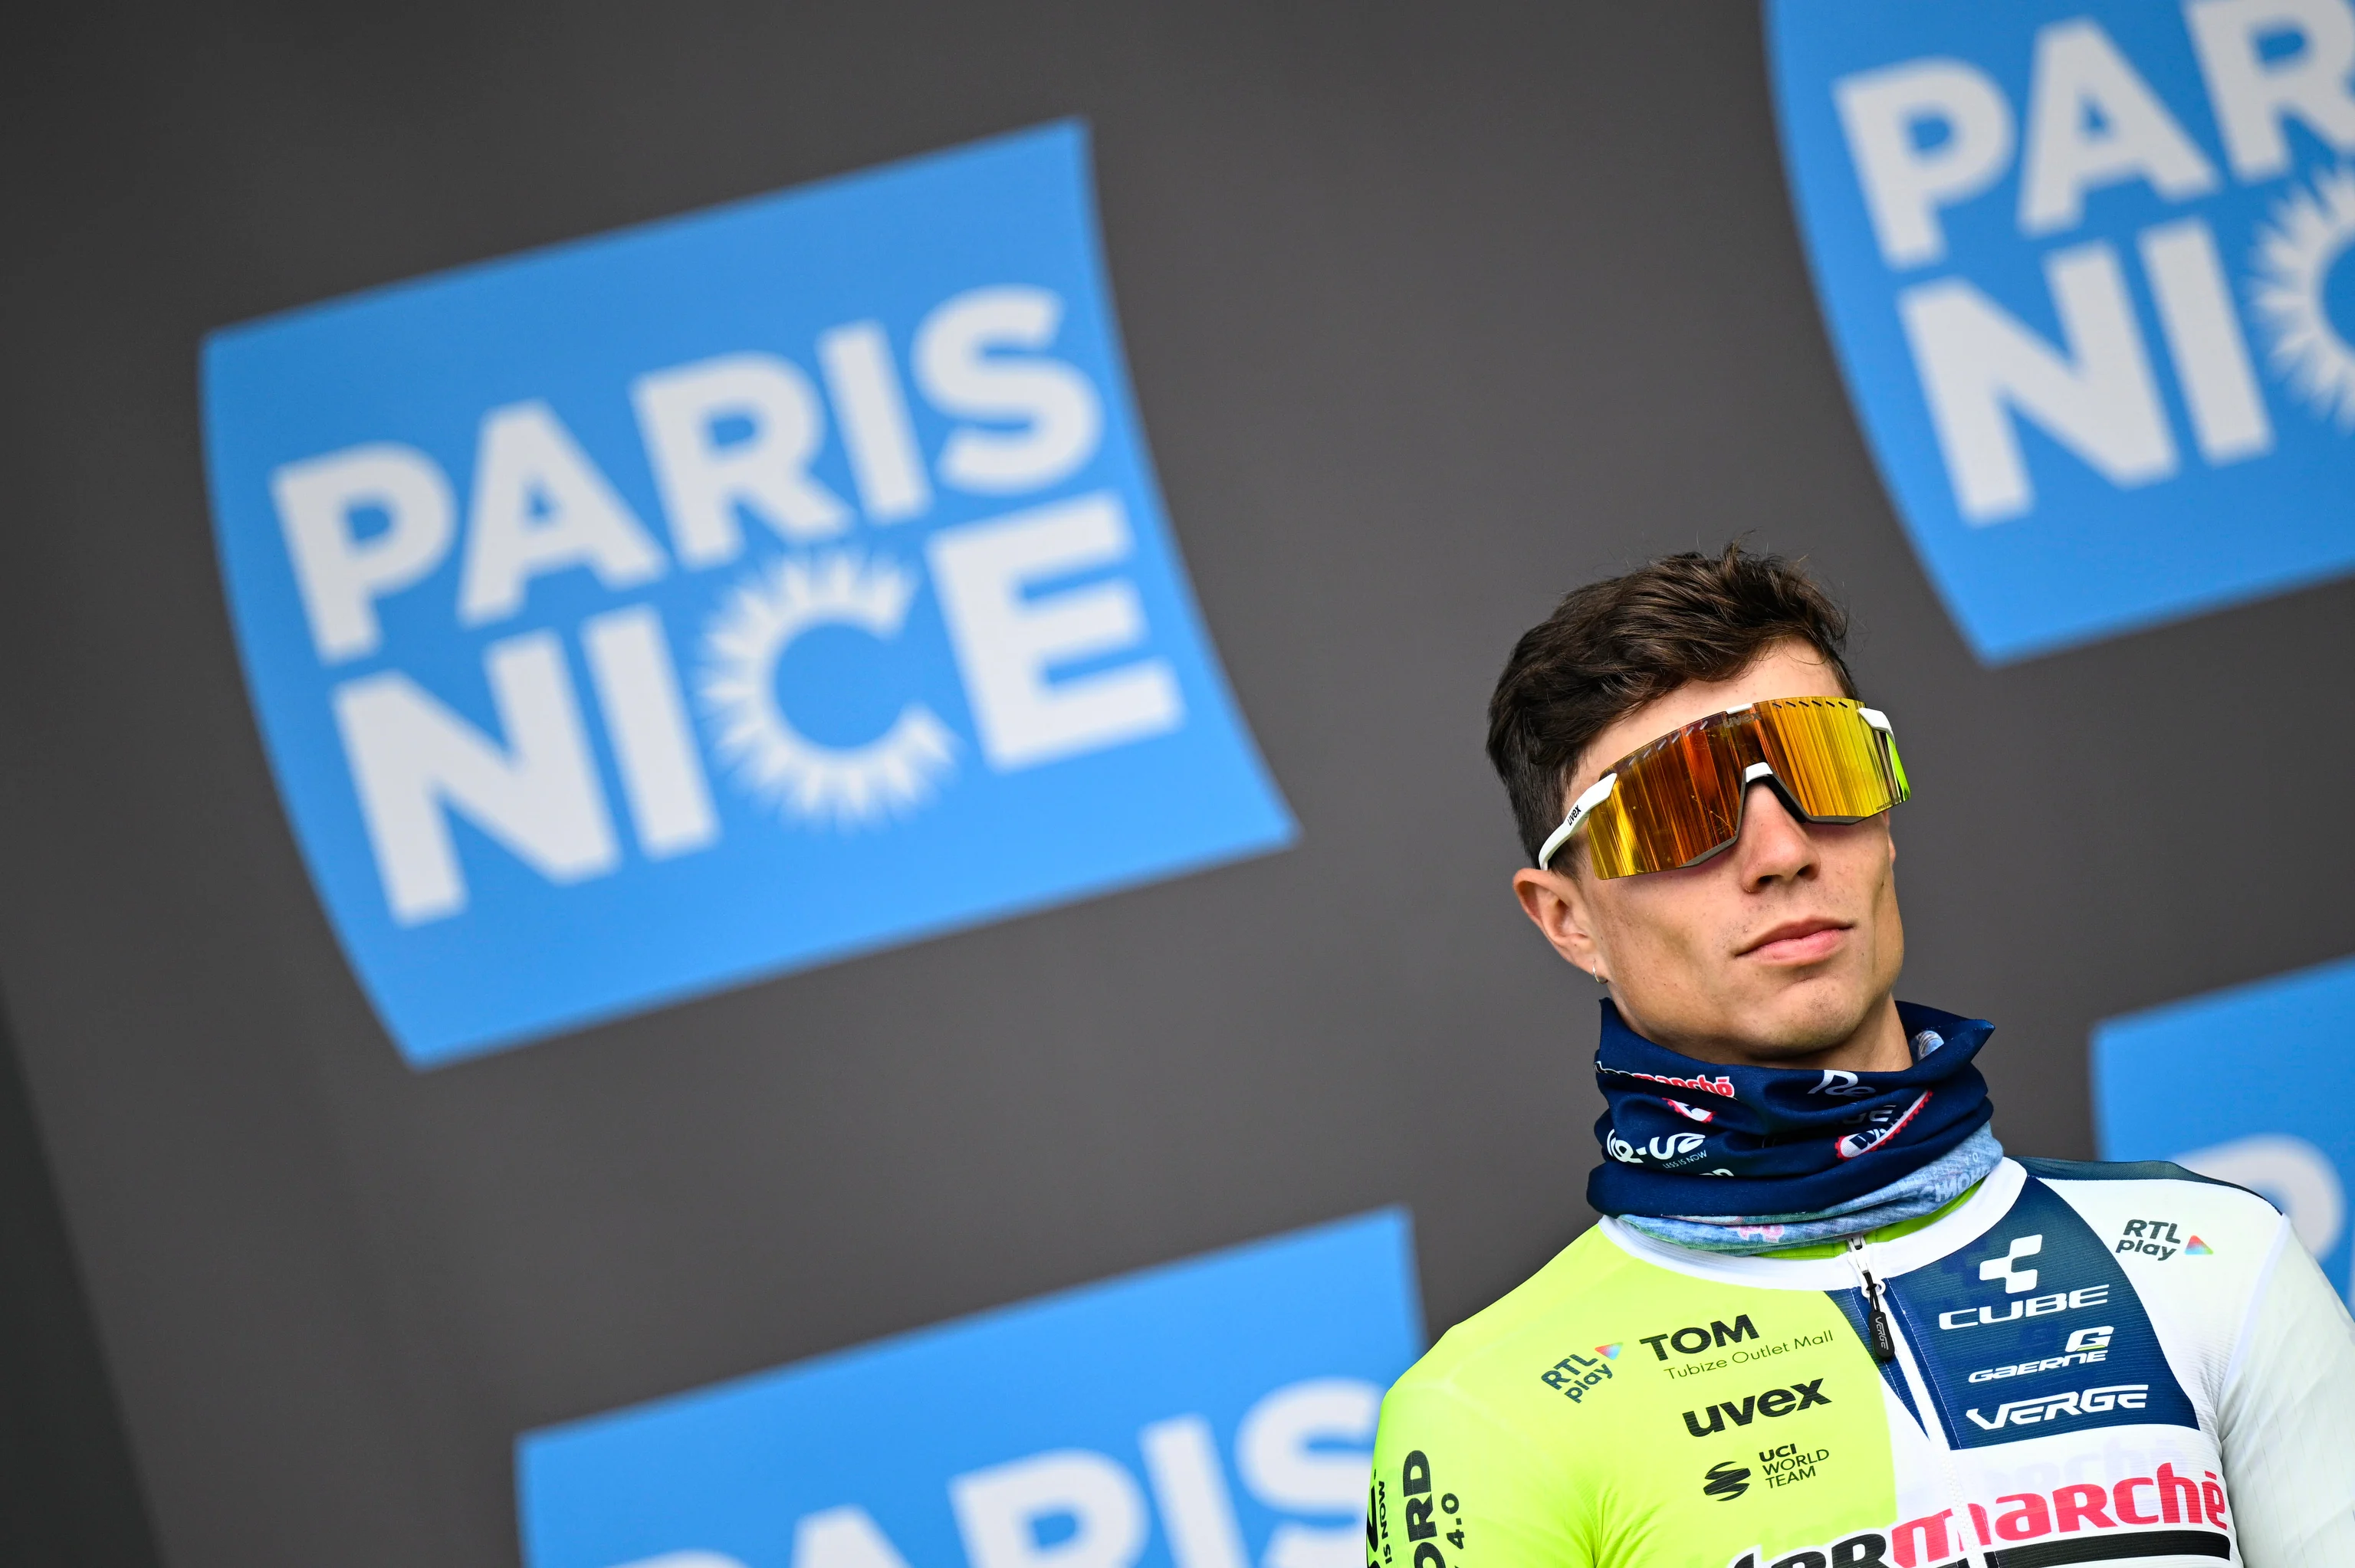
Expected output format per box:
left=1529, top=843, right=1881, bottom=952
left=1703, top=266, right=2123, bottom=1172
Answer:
left=1367, top=1227, right=1892, bottom=1568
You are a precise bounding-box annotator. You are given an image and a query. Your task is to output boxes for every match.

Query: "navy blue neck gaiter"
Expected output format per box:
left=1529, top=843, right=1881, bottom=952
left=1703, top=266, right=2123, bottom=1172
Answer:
left=1586, top=999, right=1995, bottom=1220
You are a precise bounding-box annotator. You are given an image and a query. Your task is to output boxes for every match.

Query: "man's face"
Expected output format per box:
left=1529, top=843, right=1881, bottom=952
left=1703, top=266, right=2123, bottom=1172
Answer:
left=1512, top=641, right=1904, bottom=1068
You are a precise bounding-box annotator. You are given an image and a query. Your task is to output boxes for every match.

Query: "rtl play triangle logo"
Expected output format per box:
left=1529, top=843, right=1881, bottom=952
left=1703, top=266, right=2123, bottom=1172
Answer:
left=2186, top=1236, right=2213, bottom=1256
left=1595, top=1343, right=1623, bottom=1360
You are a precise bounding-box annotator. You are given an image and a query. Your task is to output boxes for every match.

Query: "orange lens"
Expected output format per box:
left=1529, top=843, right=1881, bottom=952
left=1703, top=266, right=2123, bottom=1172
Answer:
left=1575, top=698, right=1907, bottom=878
left=1749, top=697, right=1907, bottom=822
left=1585, top=714, right=1745, bottom=877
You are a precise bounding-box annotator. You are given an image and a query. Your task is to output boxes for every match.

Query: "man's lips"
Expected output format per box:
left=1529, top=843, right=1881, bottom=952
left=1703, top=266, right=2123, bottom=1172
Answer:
left=1739, top=917, right=1851, bottom=963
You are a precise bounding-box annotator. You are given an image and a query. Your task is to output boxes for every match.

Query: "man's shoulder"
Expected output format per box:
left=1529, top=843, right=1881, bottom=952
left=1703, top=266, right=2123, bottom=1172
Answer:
left=2020, top=1154, right=2262, bottom=1193
left=1388, top=1222, right=1654, bottom=1402
left=2018, top=1155, right=2288, bottom=1292
left=2022, top=1156, right=2283, bottom=1225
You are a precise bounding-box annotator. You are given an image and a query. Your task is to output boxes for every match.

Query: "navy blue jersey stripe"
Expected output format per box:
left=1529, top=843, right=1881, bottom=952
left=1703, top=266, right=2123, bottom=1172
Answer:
left=1880, top=1178, right=2199, bottom=1448
left=2017, top=1157, right=2271, bottom=1209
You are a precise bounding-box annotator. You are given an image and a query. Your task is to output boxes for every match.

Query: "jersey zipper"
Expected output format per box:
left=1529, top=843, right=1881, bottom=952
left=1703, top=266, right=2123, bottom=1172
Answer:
left=1848, top=1233, right=1987, bottom=1568
left=1852, top=1235, right=1898, bottom=1363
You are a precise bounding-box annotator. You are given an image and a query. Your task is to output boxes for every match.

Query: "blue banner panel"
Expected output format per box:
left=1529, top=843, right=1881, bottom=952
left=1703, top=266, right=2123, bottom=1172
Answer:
left=1769, top=0, right=2355, bottom=662
left=200, top=121, right=1293, bottom=1066
left=2092, top=956, right=2355, bottom=1301
left=516, top=1209, right=1421, bottom=1568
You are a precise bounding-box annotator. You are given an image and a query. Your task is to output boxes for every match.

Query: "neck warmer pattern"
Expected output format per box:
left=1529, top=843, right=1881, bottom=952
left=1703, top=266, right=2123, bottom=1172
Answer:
left=1587, top=999, right=1999, bottom=1251
left=1615, top=1124, right=2004, bottom=1253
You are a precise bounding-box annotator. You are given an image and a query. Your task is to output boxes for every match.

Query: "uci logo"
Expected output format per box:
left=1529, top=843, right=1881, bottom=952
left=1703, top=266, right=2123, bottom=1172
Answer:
left=1769, top=0, right=2355, bottom=660
left=1701, top=1461, right=1751, bottom=1501
left=202, top=124, right=1292, bottom=1064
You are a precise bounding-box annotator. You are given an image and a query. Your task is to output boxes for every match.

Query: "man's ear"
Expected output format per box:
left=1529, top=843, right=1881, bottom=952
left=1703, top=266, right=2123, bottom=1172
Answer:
left=1512, top=865, right=1605, bottom=980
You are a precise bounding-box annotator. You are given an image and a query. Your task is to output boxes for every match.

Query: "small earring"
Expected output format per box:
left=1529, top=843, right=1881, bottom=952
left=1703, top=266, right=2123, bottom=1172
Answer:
left=1591, top=962, right=1606, bottom=986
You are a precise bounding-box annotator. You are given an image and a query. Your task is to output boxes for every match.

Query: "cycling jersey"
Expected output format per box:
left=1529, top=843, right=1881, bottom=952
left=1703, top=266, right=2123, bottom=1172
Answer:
left=1366, top=1158, right=2355, bottom=1568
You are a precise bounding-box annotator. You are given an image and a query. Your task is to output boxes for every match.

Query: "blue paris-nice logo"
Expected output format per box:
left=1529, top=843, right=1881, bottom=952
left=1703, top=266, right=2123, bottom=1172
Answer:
left=202, top=123, right=1292, bottom=1067
left=1769, top=0, right=2355, bottom=661
left=516, top=1212, right=1421, bottom=1568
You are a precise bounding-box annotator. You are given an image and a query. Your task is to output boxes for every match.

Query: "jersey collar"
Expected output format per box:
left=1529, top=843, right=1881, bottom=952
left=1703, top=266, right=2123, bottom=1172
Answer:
left=1598, top=1157, right=2027, bottom=1289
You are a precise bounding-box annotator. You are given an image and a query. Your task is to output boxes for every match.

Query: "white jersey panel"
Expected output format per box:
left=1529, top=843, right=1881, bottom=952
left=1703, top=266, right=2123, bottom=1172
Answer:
left=2217, top=1227, right=2355, bottom=1568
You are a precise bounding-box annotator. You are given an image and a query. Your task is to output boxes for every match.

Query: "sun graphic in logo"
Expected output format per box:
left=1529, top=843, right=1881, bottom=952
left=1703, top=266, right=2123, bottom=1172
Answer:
left=696, top=550, right=957, bottom=829
left=2248, top=162, right=2355, bottom=430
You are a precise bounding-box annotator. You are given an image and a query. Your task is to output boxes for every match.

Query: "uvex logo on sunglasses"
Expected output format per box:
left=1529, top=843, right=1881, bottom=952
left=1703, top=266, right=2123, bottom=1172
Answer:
left=1680, top=1379, right=1830, bottom=1437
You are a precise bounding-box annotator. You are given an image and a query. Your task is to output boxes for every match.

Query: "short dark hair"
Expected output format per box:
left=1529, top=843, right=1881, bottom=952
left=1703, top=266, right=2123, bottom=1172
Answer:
left=1486, top=544, right=1857, bottom=865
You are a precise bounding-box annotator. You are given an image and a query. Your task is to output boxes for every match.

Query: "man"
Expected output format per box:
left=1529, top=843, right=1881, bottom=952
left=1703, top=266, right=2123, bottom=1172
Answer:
left=1366, top=547, right=2355, bottom=1568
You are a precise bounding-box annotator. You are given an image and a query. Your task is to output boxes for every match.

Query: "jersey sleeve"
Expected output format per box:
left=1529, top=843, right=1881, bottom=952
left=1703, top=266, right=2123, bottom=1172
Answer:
left=2217, top=1226, right=2355, bottom=1566
left=1365, top=1373, right=1588, bottom=1568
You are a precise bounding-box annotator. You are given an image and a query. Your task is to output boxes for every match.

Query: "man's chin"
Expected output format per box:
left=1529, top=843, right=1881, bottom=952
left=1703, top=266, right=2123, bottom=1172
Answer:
left=1726, top=988, right=1877, bottom=1063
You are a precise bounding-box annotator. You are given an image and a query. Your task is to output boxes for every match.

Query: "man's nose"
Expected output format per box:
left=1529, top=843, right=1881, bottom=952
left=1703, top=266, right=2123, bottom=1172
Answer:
left=1733, top=779, right=1818, bottom=887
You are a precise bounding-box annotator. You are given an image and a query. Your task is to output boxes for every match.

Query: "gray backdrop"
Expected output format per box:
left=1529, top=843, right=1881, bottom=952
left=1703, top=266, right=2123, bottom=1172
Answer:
left=4, top=3, right=2352, bottom=1566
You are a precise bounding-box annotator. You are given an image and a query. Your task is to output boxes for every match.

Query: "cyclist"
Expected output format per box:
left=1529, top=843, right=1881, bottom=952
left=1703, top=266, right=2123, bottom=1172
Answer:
left=1366, top=546, right=2355, bottom=1568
